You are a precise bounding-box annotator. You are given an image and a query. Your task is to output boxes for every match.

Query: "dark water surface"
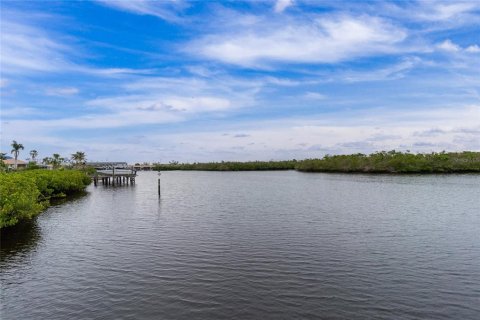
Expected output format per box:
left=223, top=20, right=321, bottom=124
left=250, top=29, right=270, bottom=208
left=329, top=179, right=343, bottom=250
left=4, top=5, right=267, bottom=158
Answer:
left=1, top=171, right=479, bottom=319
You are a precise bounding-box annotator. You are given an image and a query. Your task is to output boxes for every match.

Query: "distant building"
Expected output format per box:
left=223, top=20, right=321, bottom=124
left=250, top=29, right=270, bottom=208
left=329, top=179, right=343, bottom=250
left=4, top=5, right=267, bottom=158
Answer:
left=2, top=159, right=27, bottom=169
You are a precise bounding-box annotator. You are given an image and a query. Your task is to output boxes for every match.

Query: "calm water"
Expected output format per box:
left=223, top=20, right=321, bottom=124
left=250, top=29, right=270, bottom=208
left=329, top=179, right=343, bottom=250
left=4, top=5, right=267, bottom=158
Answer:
left=1, top=171, right=479, bottom=319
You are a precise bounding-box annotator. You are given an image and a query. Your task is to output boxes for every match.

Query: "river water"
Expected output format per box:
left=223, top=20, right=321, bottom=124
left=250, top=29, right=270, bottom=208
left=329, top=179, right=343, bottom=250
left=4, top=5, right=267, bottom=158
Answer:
left=1, top=171, right=479, bottom=319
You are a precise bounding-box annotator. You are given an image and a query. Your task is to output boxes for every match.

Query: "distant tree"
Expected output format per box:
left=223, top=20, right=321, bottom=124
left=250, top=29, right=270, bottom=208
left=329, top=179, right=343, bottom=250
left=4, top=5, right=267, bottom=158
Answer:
left=71, top=151, right=86, bottom=167
left=51, top=153, right=64, bottom=169
left=10, top=140, right=24, bottom=169
left=0, top=152, right=7, bottom=160
left=29, top=150, right=38, bottom=162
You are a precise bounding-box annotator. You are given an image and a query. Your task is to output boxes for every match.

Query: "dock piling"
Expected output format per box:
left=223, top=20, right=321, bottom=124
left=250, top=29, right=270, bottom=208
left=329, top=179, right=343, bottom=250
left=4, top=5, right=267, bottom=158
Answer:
left=157, top=172, right=161, bottom=197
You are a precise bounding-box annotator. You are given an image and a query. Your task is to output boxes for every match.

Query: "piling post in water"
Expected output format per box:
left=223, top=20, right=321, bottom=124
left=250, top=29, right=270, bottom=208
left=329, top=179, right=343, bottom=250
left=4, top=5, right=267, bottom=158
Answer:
left=158, top=172, right=161, bottom=197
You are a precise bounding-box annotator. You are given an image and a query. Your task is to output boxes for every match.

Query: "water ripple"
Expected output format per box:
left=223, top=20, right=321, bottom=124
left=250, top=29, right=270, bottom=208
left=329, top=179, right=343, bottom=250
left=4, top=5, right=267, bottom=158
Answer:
left=1, top=171, right=479, bottom=319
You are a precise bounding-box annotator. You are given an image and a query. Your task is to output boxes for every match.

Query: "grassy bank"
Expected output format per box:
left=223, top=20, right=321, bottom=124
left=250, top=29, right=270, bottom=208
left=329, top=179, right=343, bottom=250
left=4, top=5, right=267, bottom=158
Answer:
left=153, top=151, right=480, bottom=173
left=0, top=170, right=91, bottom=228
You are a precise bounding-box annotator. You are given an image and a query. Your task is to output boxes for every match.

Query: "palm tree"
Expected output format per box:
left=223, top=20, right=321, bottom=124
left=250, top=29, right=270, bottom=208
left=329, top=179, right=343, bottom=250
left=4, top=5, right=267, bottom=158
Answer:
left=51, top=153, right=64, bottom=169
left=30, top=150, right=38, bottom=162
left=71, top=151, right=86, bottom=167
left=11, top=140, right=24, bottom=169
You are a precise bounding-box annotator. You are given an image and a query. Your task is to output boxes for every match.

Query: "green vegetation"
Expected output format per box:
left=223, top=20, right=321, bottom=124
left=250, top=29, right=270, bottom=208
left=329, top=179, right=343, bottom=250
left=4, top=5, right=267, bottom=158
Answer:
left=0, top=173, right=44, bottom=228
left=0, top=159, right=7, bottom=172
left=0, top=170, right=91, bottom=228
left=153, top=160, right=297, bottom=171
left=297, top=151, right=480, bottom=173
left=1, top=140, right=92, bottom=227
left=153, top=151, right=480, bottom=173
left=26, top=161, right=41, bottom=170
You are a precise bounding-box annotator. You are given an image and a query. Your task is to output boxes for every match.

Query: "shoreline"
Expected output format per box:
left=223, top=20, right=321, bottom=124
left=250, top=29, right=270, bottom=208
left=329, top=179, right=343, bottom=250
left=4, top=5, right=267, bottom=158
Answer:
left=154, top=169, right=480, bottom=174
left=151, top=151, right=480, bottom=174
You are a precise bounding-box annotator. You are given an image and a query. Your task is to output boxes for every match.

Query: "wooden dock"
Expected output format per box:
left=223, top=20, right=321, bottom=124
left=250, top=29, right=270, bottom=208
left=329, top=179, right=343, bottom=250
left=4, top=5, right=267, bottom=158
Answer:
left=92, top=168, right=137, bottom=186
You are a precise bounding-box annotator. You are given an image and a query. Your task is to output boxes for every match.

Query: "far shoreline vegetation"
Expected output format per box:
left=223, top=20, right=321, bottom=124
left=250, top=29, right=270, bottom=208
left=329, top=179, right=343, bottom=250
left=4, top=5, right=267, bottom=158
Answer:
left=153, top=151, right=480, bottom=173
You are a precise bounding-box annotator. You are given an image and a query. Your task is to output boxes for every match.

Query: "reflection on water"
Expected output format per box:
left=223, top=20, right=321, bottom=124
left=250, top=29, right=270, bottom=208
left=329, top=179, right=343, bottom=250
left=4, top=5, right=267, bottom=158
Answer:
left=1, top=220, right=41, bottom=263
left=1, top=191, right=90, bottom=264
left=49, top=190, right=89, bottom=206
left=1, top=171, right=479, bottom=320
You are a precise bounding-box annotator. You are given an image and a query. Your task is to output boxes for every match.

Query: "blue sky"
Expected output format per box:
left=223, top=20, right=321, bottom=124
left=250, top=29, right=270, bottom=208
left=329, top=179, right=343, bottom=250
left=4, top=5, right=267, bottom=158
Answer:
left=1, top=0, right=479, bottom=162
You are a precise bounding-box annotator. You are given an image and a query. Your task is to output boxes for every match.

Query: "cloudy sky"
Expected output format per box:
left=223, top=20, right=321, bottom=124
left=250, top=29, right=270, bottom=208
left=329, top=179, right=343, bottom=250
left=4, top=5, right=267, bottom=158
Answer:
left=1, top=0, right=479, bottom=163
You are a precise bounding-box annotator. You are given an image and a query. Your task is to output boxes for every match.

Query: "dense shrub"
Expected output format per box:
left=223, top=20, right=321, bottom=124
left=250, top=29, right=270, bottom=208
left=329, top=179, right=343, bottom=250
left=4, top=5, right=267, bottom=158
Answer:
left=296, top=151, right=480, bottom=173
left=152, top=152, right=480, bottom=173
left=0, top=173, right=44, bottom=228
left=19, top=170, right=91, bottom=199
left=0, top=170, right=91, bottom=228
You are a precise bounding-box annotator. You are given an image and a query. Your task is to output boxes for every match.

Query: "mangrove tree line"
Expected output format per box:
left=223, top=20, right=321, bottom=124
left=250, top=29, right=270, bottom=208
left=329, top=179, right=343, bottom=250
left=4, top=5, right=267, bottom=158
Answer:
left=0, top=170, right=91, bottom=228
left=153, top=151, right=480, bottom=173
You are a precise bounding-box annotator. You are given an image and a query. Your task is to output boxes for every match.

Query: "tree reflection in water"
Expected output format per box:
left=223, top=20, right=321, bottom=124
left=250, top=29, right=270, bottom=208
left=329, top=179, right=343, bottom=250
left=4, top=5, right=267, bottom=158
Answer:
left=1, top=219, right=41, bottom=264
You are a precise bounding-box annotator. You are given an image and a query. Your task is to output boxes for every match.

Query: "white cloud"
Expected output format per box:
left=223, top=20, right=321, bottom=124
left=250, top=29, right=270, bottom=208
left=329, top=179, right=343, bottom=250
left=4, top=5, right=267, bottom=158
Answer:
left=301, top=1, right=480, bottom=36
left=303, top=92, right=326, bottom=100
left=120, top=75, right=280, bottom=108
left=185, top=65, right=220, bottom=77
left=2, top=109, right=183, bottom=132
left=82, top=67, right=155, bottom=76
left=45, top=87, right=79, bottom=96
left=171, top=104, right=480, bottom=160
left=0, top=107, right=40, bottom=117
left=436, top=40, right=480, bottom=54
left=88, top=95, right=231, bottom=113
left=417, top=2, right=479, bottom=21
left=466, top=45, right=480, bottom=53
left=79, top=75, right=259, bottom=121
left=0, top=19, right=73, bottom=74
left=190, top=14, right=407, bottom=67
left=94, top=0, right=187, bottom=22
left=274, top=0, right=294, bottom=13
left=436, top=39, right=461, bottom=52
left=0, top=14, right=156, bottom=78
left=340, top=57, right=422, bottom=82
left=5, top=104, right=478, bottom=162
